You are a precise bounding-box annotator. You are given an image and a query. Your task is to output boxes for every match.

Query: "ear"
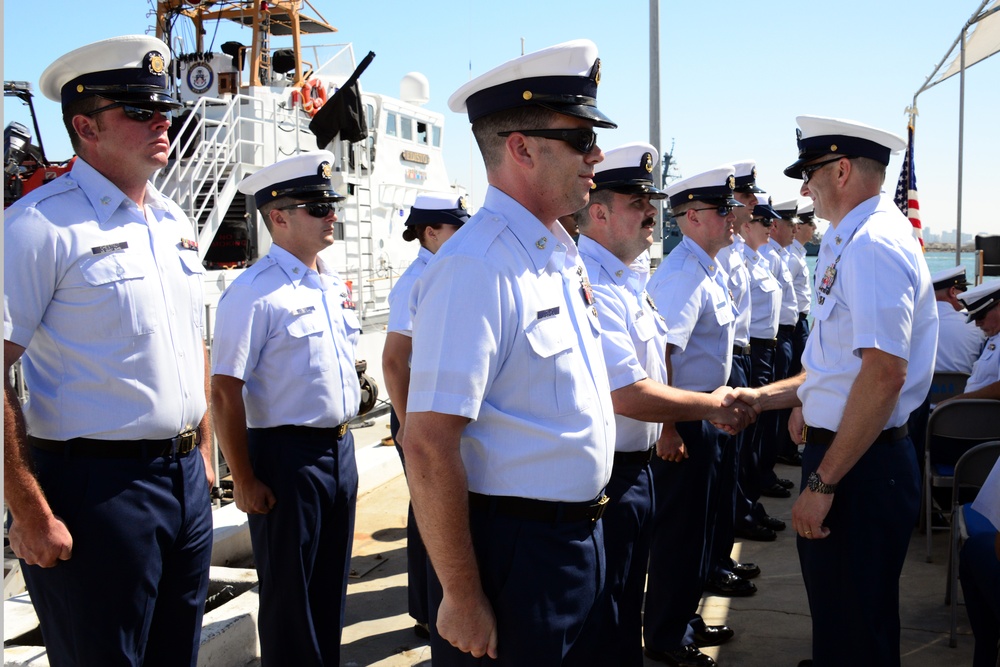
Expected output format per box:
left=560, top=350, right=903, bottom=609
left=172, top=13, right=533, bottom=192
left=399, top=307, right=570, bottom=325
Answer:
left=268, top=208, right=289, bottom=232
left=504, top=132, right=535, bottom=169
left=71, top=114, right=100, bottom=145
left=589, top=200, right=608, bottom=225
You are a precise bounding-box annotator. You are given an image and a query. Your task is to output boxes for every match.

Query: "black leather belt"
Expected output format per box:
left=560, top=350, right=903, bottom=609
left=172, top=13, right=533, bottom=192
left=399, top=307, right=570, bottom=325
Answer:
left=802, top=424, right=908, bottom=447
left=614, top=448, right=654, bottom=467
left=253, top=423, right=350, bottom=441
left=750, top=337, right=778, bottom=348
left=468, top=492, right=610, bottom=523
left=778, top=324, right=795, bottom=334
left=28, top=430, right=199, bottom=459
left=733, top=344, right=751, bottom=356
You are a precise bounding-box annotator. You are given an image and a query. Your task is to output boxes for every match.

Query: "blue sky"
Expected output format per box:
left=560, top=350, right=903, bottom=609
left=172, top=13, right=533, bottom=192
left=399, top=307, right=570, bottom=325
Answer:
left=4, top=0, right=998, bottom=238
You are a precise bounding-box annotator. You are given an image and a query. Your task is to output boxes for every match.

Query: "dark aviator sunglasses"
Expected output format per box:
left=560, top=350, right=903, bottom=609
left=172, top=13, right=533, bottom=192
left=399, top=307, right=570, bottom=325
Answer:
left=278, top=201, right=341, bottom=218
left=497, top=128, right=598, bottom=154
left=85, top=101, right=174, bottom=123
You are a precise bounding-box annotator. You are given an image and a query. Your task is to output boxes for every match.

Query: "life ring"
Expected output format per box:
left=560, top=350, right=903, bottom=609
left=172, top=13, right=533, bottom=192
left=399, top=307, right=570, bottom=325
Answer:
left=310, top=79, right=327, bottom=113
left=295, top=79, right=327, bottom=117
left=300, top=81, right=315, bottom=115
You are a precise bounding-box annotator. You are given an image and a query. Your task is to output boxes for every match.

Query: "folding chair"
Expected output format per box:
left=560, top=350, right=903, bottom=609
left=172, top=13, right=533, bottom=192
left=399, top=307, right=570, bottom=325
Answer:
left=948, top=440, right=1000, bottom=648
left=925, top=399, right=1000, bottom=562
left=927, top=371, right=969, bottom=408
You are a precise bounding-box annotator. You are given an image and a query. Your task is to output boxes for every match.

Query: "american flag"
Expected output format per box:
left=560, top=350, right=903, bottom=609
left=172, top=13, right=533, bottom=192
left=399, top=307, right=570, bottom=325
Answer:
left=894, top=123, right=923, bottom=248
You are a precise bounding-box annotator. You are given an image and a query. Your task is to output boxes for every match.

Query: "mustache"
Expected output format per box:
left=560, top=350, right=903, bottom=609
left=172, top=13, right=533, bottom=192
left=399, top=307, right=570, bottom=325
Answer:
left=641, top=217, right=656, bottom=228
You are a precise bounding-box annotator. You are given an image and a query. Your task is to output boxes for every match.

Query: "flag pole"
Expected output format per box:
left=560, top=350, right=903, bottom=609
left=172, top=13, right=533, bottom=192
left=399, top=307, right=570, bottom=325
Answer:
left=955, top=26, right=967, bottom=267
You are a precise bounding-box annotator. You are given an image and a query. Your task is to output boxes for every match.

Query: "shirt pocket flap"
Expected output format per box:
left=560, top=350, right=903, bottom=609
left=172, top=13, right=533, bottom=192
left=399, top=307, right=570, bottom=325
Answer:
left=525, top=313, right=574, bottom=359
left=178, top=250, right=205, bottom=275
left=79, top=252, right=145, bottom=286
left=286, top=311, right=326, bottom=338
left=634, top=312, right=656, bottom=342
left=813, top=294, right=836, bottom=321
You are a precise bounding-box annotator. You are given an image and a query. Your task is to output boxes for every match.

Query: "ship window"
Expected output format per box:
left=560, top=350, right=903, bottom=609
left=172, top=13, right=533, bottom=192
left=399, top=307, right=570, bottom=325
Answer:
left=400, top=116, right=413, bottom=141
left=416, top=121, right=428, bottom=145
left=386, top=111, right=397, bottom=136
left=366, top=103, right=375, bottom=129
left=432, top=125, right=442, bottom=147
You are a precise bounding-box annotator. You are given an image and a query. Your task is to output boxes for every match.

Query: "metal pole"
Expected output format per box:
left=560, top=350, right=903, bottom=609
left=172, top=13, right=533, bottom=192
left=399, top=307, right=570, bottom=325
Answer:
left=649, top=0, right=663, bottom=255
left=956, top=27, right=967, bottom=267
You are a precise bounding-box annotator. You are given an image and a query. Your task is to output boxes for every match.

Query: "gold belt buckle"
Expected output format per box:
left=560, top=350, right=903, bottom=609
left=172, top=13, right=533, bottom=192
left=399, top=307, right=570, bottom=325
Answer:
left=336, top=423, right=349, bottom=438
left=173, top=430, right=198, bottom=456
left=801, top=424, right=809, bottom=444
left=592, top=494, right=610, bottom=522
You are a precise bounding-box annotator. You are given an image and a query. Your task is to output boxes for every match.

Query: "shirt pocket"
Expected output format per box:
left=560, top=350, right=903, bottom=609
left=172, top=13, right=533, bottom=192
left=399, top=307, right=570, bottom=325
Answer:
left=714, top=300, right=735, bottom=327
left=285, top=310, right=333, bottom=373
left=634, top=311, right=657, bottom=343
left=177, top=249, right=205, bottom=329
left=811, top=293, right=841, bottom=366
left=79, top=251, right=157, bottom=337
left=524, top=312, right=592, bottom=417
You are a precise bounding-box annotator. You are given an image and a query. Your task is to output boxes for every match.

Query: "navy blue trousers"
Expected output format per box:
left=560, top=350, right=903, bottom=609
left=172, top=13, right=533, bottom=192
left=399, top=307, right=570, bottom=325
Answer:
left=21, top=445, right=212, bottom=667
left=960, top=531, right=1000, bottom=667
left=427, top=499, right=606, bottom=666
left=798, top=435, right=919, bottom=667
left=247, top=426, right=358, bottom=667
left=390, top=407, right=430, bottom=626
left=742, top=340, right=776, bottom=527
left=776, top=323, right=803, bottom=461
left=644, top=420, right=724, bottom=651
left=599, top=456, right=655, bottom=667
left=762, top=329, right=794, bottom=486
left=710, top=354, right=750, bottom=576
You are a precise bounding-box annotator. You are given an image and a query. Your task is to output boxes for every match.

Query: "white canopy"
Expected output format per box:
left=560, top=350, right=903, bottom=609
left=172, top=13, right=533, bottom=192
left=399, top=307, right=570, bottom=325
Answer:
left=935, top=0, right=1000, bottom=83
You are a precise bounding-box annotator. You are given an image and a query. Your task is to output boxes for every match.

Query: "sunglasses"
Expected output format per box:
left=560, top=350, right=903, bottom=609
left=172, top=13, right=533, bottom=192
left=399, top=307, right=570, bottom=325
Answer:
left=497, top=128, right=598, bottom=154
left=751, top=217, right=773, bottom=227
left=801, top=156, right=849, bottom=183
left=278, top=201, right=341, bottom=218
left=690, top=205, right=736, bottom=217
left=85, top=101, right=174, bottom=123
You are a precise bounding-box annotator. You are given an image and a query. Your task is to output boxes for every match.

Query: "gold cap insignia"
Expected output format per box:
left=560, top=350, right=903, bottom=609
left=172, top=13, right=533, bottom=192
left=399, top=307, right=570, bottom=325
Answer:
left=271, top=190, right=278, bottom=197
left=751, top=166, right=757, bottom=179
left=147, top=52, right=166, bottom=76
left=643, top=153, right=653, bottom=173
left=593, top=58, right=602, bottom=86
left=830, top=144, right=838, bottom=151
left=77, top=84, right=84, bottom=93
left=523, top=91, right=533, bottom=101
left=320, top=162, right=332, bottom=179
left=727, top=175, right=736, bottom=190
left=458, top=196, right=468, bottom=211
left=688, top=194, right=694, bottom=200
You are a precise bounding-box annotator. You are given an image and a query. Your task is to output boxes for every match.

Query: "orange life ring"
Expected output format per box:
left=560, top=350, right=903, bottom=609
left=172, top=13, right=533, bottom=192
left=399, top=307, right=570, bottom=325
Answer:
left=300, top=81, right=315, bottom=114
left=311, top=80, right=327, bottom=113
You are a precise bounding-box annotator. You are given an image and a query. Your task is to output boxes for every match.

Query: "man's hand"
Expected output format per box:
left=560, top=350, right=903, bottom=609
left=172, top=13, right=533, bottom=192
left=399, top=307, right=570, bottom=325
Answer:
left=792, top=489, right=833, bottom=540
left=709, top=386, right=757, bottom=433
left=8, top=513, right=73, bottom=567
left=201, top=446, right=217, bottom=489
left=789, top=407, right=806, bottom=444
left=728, top=386, right=763, bottom=415
left=436, top=588, right=499, bottom=659
left=233, top=476, right=277, bottom=515
left=656, top=427, right=687, bottom=462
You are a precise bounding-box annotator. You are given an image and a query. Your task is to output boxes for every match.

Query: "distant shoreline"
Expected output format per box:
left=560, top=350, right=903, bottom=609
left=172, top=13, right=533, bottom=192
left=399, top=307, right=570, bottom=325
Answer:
left=923, top=243, right=975, bottom=253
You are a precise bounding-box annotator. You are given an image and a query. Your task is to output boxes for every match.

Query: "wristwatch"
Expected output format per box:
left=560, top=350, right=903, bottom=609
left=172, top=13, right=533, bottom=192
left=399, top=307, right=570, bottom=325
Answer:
left=807, top=471, right=837, bottom=494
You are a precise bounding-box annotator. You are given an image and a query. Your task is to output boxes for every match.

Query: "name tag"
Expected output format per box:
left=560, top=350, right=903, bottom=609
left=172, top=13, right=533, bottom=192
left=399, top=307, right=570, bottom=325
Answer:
left=291, top=306, right=315, bottom=316
left=91, top=242, right=128, bottom=255
left=537, top=307, right=560, bottom=320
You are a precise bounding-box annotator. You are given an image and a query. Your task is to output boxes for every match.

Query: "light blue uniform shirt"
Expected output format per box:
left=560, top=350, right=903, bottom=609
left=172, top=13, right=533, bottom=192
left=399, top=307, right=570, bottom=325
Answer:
left=718, top=235, right=753, bottom=347
left=212, top=244, right=361, bottom=428
left=742, top=244, right=781, bottom=340
left=386, top=246, right=433, bottom=336
left=407, top=186, right=615, bottom=502
left=646, top=236, right=735, bottom=391
left=579, top=236, right=669, bottom=453
left=935, top=301, right=986, bottom=374
left=798, top=194, right=938, bottom=431
left=763, top=238, right=799, bottom=326
left=965, top=334, right=999, bottom=393
left=790, top=239, right=813, bottom=316
left=3, top=158, right=206, bottom=440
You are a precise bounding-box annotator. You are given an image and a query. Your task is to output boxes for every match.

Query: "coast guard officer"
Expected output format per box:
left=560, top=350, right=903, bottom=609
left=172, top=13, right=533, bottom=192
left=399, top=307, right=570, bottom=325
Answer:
left=743, top=115, right=938, bottom=667
left=3, top=36, right=214, bottom=665
left=211, top=151, right=360, bottom=665
left=382, top=192, right=468, bottom=638
left=788, top=203, right=815, bottom=381
left=761, top=199, right=801, bottom=488
left=575, top=143, right=754, bottom=666
left=931, top=266, right=986, bottom=374
left=956, top=281, right=1000, bottom=399
left=402, top=40, right=616, bottom=666
left=643, top=165, right=745, bottom=667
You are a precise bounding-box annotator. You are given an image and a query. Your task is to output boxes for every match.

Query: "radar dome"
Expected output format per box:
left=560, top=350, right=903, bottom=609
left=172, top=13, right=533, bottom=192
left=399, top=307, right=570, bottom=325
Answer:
left=400, top=72, right=430, bottom=106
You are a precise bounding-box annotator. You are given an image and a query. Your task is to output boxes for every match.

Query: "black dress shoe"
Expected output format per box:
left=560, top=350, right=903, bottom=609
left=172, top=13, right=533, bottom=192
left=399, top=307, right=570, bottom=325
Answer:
left=777, top=451, right=803, bottom=466
left=691, top=623, right=735, bottom=647
left=705, top=572, right=757, bottom=597
left=797, top=661, right=812, bottom=667
left=777, top=477, right=795, bottom=489
left=413, top=621, right=430, bottom=639
left=736, top=523, right=777, bottom=541
left=644, top=645, right=717, bottom=666
left=760, top=514, right=786, bottom=531
left=730, top=559, right=760, bottom=578
left=761, top=481, right=792, bottom=498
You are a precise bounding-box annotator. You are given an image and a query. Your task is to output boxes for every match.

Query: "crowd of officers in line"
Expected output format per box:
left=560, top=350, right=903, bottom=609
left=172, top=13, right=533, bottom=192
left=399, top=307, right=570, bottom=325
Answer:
left=5, top=32, right=1000, bottom=667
